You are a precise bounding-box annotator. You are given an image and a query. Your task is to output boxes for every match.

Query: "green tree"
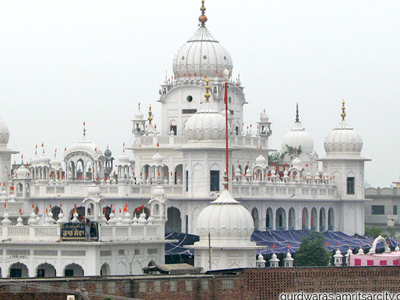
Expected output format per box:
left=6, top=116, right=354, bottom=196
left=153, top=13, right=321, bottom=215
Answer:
left=294, top=232, right=331, bottom=266
left=364, top=225, right=383, bottom=238
left=268, top=151, right=282, bottom=165
left=280, top=144, right=302, bottom=161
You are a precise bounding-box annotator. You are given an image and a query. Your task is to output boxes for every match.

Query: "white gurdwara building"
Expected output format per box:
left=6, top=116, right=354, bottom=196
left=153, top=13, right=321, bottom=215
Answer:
left=0, top=1, right=369, bottom=277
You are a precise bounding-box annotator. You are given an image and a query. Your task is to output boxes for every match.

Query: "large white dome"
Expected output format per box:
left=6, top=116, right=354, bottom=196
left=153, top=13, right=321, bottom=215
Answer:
left=324, top=121, right=363, bottom=157
left=281, top=121, right=314, bottom=155
left=0, top=119, right=10, bottom=146
left=184, top=103, right=225, bottom=140
left=195, top=190, right=254, bottom=244
left=65, top=137, right=103, bottom=158
left=173, top=26, right=233, bottom=80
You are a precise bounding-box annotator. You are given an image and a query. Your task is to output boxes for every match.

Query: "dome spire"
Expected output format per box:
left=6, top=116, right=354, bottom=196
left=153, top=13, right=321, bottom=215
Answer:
left=204, top=77, right=211, bottom=103
left=341, top=100, right=346, bottom=121
left=148, top=104, right=153, bottom=125
left=83, top=121, right=86, bottom=137
left=199, top=0, right=208, bottom=27
left=295, top=103, right=300, bottom=123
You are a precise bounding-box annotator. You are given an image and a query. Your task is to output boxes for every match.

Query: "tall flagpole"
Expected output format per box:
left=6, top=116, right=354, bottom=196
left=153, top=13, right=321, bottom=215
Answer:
left=223, top=69, right=230, bottom=190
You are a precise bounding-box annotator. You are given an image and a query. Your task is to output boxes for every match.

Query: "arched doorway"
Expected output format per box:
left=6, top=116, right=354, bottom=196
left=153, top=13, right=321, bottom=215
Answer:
left=302, top=208, right=309, bottom=229
left=100, top=263, right=110, bottom=276
left=70, top=206, right=85, bottom=220
left=288, top=208, right=295, bottom=230
left=275, top=208, right=286, bottom=230
left=51, top=206, right=62, bottom=221
left=64, top=264, right=84, bottom=277
left=36, top=263, right=56, bottom=278
left=319, top=208, right=326, bottom=232
left=9, top=263, right=28, bottom=278
left=311, top=207, right=318, bottom=231
left=165, top=207, right=182, bottom=233
left=251, top=208, right=260, bottom=231
left=328, top=208, right=335, bottom=231
left=266, top=208, right=273, bottom=229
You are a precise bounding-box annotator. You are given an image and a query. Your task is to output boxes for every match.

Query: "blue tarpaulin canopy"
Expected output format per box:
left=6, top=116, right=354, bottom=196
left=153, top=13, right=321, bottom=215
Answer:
left=165, top=232, right=199, bottom=256
left=165, top=230, right=398, bottom=256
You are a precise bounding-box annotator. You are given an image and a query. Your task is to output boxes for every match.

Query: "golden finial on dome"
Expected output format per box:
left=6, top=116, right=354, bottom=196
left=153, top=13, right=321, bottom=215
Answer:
left=199, top=0, right=208, bottom=26
left=204, top=77, right=211, bottom=102
left=341, top=100, right=346, bottom=121
left=148, top=104, right=153, bottom=125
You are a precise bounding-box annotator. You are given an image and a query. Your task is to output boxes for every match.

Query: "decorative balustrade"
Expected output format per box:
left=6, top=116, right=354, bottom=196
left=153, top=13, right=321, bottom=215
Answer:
left=231, top=181, right=337, bottom=199
left=0, top=225, right=60, bottom=240
left=98, top=224, right=161, bottom=241
left=0, top=223, right=161, bottom=242
left=136, top=134, right=266, bottom=149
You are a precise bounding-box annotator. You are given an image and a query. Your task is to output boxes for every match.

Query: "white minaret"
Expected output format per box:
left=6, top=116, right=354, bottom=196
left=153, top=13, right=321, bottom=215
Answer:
left=0, top=118, right=18, bottom=185
left=181, top=78, right=230, bottom=197
left=320, top=101, right=370, bottom=235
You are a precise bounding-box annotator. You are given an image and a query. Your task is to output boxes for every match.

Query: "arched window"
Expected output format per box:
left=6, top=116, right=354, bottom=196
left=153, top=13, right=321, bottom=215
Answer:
left=165, top=207, right=182, bottom=233
left=251, top=208, right=260, bottom=231
left=275, top=208, right=286, bottom=230
left=311, top=207, right=318, bottom=231
left=288, top=208, right=295, bottom=230
left=266, top=208, right=273, bottom=229
left=302, top=208, right=309, bottom=229
left=328, top=208, right=334, bottom=231
left=319, top=208, right=326, bottom=232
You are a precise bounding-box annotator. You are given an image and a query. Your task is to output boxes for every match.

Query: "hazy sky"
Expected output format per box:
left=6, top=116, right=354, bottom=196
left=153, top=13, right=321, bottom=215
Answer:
left=0, top=0, right=399, bottom=188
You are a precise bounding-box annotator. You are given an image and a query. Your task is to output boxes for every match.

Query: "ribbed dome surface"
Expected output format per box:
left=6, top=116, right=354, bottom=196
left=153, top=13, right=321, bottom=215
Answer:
left=87, top=183, right=102, bottom=197
left=152, top=152, right=163, bottom=165
left=281, top=122, right=314, bottom=155
left=184, top=103, right=225, bottom=140
left=195, top=190, right=254, bottom=241
left=173, top=26, right=233, bottom=79
left=255, top=154, right=267, bottom=166
left=324, top=121, right=363, bottom=157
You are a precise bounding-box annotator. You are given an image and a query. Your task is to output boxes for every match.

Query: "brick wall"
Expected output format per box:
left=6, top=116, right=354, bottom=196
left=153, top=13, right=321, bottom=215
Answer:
left=1, top=266, right=400, bottom=300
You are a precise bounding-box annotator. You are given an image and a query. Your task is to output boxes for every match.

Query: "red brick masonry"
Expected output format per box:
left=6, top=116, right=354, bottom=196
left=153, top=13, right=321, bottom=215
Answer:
left=1, top=266, right=400, bottom=300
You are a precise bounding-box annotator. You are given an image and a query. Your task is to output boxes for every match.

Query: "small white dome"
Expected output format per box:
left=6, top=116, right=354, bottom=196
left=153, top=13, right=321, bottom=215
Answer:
left=16, top=165, right=30, bottom=178
left=119, top=151, right=130, bottom=165
left=292, top=157, right=302, bottom=169
left=152, top=185, right=166, bottom=199
left=0, top=119, right=10, bottom=146
left=135, top=107, right=144, bottom=120
left=37, top=154, right=49, bottom=166
left=255, top=154, right=267, bottom=166
left=152, top=152, right=163, bottom=166
left=65, top=137, right=103, bottom=158
left=281, top=121, right=314, bottom=155
left=324, top=121, right=363, bottom=157
left=50, top=155, right=61, bottom=169
left=31, top=154, right=40, bottom=167
left=173, top=26, right=233, bottom=79
left=195, top=190, right=254, bottom=242
left=87, top=183, right=102, bottom=197
left=260, top=110, right=269, bottom=122
left=184, top=103, right=225, bottom=140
